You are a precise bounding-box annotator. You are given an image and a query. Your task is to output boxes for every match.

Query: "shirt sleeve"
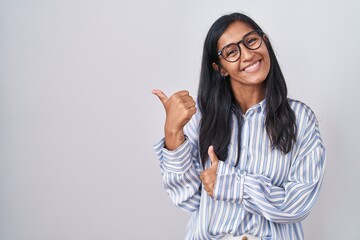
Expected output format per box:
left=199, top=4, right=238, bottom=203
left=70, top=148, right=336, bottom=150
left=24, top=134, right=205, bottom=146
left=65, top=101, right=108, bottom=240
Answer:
left=213, top=111, right=326, bottom=224
left=153, top=109, right=202, bottom=212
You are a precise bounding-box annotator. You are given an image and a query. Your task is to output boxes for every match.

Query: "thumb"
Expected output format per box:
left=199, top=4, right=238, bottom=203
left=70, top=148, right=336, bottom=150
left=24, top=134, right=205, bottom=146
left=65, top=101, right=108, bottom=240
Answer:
left=208, top=145, right=219, bottom=166
left=152, top=89, right=168, bottom=106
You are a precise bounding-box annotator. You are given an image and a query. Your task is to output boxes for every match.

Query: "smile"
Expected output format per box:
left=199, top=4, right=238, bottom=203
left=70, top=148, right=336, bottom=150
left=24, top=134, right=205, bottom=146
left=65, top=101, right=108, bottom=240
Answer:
left=243, top=60, right=261, bottom=73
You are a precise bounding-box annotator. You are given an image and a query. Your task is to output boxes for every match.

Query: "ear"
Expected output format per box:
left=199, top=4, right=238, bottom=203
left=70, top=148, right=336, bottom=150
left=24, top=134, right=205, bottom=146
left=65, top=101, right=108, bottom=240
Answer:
left=262, top=34, right=269, bottom=42
left=212, top=62, right=229, bottom=77
left=212, top=62, right=219, bottom=72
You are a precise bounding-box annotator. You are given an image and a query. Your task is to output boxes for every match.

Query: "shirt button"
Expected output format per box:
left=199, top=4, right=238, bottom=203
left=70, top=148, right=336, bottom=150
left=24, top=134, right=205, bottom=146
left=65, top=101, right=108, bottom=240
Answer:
left=242, top=237, right=248, bottom=240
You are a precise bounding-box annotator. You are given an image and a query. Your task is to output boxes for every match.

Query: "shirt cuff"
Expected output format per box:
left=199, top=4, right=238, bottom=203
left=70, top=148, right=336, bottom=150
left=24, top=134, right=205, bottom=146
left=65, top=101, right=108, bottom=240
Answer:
left=213, top=161, right=246, bottom=204
left=153, top=137, right=193, bottom=174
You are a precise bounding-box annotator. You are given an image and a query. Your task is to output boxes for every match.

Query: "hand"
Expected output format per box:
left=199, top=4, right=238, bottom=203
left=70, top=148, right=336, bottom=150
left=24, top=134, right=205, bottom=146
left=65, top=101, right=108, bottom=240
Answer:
left=152, top=89, right=196, bottom=150
left=152, top=89, right=196, bottom=131
left=200, top=146, right=219, bottom=197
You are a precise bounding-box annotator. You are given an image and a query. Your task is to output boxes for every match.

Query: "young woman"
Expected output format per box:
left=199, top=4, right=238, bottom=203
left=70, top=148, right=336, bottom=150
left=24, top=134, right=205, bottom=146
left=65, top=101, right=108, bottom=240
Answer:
left=152, top=12, right=326, bottom=240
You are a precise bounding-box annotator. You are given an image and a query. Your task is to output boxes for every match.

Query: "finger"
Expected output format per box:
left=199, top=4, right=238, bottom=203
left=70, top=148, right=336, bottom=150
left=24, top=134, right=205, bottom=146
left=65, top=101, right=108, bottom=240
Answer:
left=189, top=106, right=197, bottom=113
left=152, top=89, right=168, bottom=105
left=183, top=106, right=196, bottom=120
left=174, top=95, right=192, bottom=106
left=200, top=172, right=204, bottom=181
left=177, top=90, right=190, bottom=96
left=208, top=145, right=219, bottom=166
left=186, top=106, right=197, bottom=118
left=179, top=95, right=193, bottom=103
left=184, top=99, right=196, bottom=109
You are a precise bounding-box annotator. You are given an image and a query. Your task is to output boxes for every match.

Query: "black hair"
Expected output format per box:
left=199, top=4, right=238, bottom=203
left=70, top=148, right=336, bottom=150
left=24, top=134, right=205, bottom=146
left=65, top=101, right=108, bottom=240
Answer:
left=198, top=12, right=297, bottom=167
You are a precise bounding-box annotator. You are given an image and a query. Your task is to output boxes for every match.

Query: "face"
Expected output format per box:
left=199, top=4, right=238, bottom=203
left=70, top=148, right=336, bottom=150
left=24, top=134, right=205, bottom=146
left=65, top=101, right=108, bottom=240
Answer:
left=213, top=21, right=271, bottom=89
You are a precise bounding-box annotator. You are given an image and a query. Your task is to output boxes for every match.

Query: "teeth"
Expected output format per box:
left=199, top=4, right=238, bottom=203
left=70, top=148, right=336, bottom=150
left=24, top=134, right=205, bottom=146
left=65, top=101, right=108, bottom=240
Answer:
left=244, top=61, right=260, bottom=72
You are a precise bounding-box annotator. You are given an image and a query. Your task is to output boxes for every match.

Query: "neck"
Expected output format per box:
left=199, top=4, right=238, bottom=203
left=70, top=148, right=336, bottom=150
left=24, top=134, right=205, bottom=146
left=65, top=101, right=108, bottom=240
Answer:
left=231, top=82, right=266, bottom=113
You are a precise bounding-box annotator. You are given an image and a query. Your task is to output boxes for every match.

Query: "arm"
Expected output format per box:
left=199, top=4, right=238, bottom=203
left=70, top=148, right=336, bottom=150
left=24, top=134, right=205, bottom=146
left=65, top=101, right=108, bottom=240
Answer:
left=152, top=89, right=196, bottom=150
left=153, top=90, right=202, bottom=212
left=213, top=114, right=326, bottom=223
left=154, top=135, right=202, bottom=212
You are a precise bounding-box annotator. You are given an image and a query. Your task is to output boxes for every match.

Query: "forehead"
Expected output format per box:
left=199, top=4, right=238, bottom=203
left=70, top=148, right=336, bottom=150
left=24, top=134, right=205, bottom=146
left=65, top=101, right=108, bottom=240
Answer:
left=217, top=21, right=254, bottom=50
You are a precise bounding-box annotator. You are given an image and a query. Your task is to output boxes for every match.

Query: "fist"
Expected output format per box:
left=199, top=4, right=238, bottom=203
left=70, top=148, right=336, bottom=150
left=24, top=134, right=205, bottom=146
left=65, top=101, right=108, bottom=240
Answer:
left=152, top=89, right=196, bottom=132
left=200, top=146, right=219, bottom=197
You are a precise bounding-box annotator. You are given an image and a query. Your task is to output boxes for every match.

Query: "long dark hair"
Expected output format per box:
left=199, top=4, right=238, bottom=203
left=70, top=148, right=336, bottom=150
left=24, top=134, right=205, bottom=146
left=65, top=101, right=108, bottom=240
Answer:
left=198, top=13, right=297, bottom=167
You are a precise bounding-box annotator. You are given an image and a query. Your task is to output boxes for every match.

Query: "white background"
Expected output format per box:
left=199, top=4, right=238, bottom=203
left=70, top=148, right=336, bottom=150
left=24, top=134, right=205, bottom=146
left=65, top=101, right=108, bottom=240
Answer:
left=1, top=0, right=359, bottom=239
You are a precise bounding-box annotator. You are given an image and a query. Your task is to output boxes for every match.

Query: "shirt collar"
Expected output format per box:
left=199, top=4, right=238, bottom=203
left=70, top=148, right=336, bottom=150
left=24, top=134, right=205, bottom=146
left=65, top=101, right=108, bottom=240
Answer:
left=241, top=98, right=267, bottom=117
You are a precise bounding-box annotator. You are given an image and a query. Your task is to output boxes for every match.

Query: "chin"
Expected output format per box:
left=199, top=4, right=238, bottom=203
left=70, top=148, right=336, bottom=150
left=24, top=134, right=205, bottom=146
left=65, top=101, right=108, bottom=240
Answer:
left=247, top=76, right=267, bottom=85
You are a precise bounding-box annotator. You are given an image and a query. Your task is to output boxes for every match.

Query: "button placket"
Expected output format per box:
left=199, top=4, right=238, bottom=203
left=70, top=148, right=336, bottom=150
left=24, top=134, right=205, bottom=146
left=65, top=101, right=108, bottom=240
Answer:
left=239, top=117, right=250, bottom=169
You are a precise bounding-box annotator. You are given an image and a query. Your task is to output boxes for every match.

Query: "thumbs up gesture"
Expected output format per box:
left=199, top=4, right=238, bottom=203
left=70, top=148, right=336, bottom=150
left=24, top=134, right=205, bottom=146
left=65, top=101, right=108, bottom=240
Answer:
left=152, top=89, right=196, bottom=150
left=200, top=146, right=219, bottom=197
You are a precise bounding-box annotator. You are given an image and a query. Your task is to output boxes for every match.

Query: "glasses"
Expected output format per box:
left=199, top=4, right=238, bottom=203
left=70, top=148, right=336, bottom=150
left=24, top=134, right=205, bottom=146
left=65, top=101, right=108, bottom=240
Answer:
left=217, top=30, right=264, bottom=63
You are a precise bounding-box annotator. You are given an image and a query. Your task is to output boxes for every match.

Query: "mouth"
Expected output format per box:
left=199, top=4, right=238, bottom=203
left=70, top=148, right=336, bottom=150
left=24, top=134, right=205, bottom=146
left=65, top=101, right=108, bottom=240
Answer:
left=242, top=60, right=261, bottom=73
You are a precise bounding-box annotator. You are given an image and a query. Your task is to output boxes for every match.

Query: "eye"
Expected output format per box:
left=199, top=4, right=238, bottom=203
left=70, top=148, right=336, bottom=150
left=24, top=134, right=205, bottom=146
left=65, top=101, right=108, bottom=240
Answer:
left=244, top=32, right=261, bottom=48
left=227, top=49, right=238, bottom=56
left=224, top=45, right=239, bottom=57
left=246, top=37, right=258, bottom=46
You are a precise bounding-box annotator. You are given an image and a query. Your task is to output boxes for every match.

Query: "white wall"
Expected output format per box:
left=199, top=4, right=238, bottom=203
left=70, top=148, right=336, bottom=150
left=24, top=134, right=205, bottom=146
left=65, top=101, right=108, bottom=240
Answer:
left=1, top=0, right=359, bottom=239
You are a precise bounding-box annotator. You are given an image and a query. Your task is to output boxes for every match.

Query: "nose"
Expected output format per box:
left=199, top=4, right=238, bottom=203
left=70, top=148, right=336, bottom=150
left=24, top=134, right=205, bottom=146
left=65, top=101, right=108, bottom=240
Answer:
left=239, top=44, right=254, bottom=61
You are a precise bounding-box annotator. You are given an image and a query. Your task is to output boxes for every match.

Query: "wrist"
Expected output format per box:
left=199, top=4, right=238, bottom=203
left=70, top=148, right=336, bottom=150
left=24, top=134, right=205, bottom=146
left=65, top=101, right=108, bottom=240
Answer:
left=164, top=127, right=184, bottom=150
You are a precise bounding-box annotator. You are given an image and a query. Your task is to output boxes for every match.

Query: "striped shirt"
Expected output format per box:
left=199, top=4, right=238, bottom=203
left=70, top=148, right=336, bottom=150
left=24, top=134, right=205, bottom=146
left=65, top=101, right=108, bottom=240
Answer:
left=154, top=98, right=326, bottom=240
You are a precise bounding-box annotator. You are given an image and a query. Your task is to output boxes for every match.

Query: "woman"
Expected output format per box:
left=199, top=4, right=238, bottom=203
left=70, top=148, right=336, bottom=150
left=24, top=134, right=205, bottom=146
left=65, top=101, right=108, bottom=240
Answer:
left=152, top=12, right=326, bottom=240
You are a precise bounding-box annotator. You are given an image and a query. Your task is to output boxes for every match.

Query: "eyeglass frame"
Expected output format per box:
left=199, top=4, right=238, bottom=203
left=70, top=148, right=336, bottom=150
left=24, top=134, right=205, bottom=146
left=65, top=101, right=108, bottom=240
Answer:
left=216, top=30, right=264, bottom=63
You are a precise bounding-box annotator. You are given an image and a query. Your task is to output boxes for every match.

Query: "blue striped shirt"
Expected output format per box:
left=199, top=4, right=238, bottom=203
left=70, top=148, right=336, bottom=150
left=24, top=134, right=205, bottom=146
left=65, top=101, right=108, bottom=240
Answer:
left=154, top=98, right=326, bottom=240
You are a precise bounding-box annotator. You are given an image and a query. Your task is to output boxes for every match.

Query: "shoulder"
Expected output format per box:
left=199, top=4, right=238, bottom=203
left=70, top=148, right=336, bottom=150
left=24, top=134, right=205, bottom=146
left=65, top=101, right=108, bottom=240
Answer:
left=288, top=99, right=321, bottom=140
left=288, top=99, right=325, bottom=151
left=288, top=98, right=318, bottom=124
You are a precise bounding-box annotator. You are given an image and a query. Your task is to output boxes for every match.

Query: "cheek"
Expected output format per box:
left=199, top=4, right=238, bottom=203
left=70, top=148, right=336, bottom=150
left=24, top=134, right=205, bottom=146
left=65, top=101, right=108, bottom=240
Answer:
left=262, top=52, right=271, bottom=73
left=264, top=56, right=271, bottom=71
left=220, top=62, right=237, bottom=75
